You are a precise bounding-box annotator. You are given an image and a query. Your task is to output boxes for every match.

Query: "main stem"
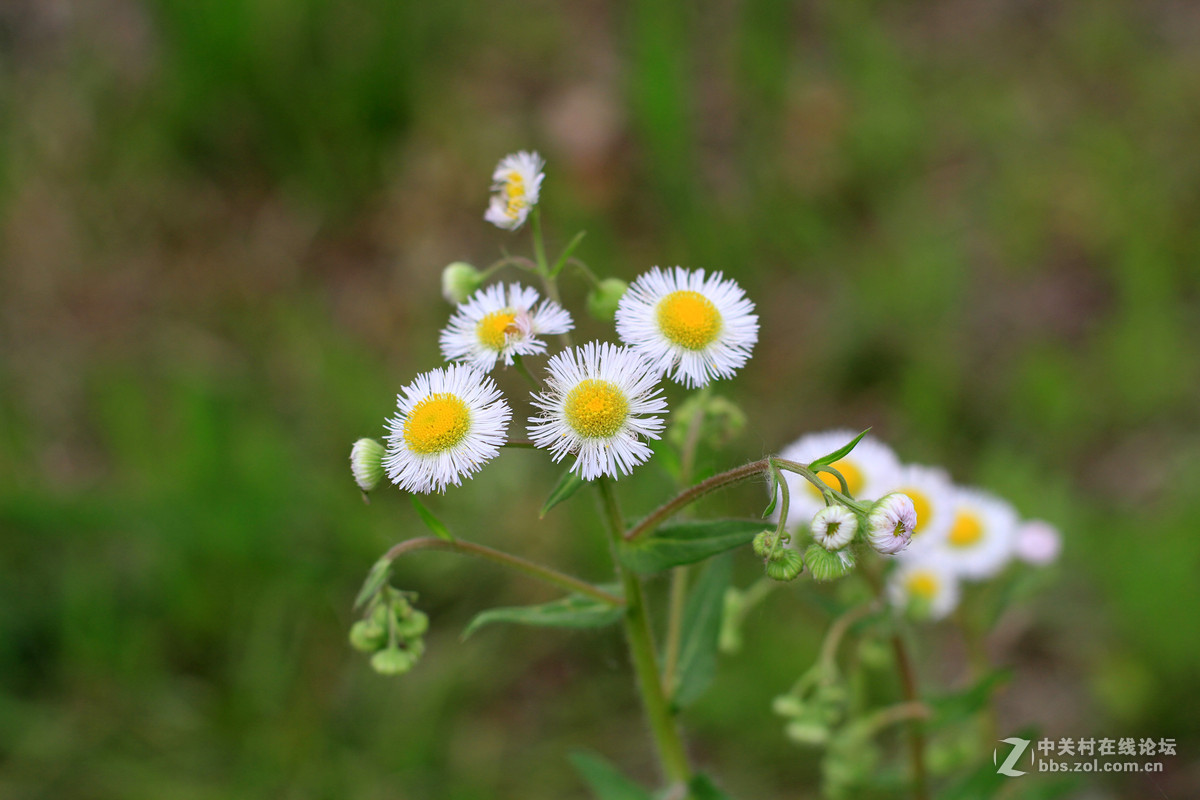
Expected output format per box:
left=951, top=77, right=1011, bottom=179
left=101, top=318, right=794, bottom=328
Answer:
left=595, top=478, right=692, bottom=788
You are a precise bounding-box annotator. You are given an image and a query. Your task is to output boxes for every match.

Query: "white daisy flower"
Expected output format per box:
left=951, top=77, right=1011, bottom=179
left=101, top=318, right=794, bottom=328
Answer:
left=925, top=487, right=1019, bottom=580
left=615, top=266, right=758, bottom=389
left=887, top=464, right=955, bottom=555
left=1015, top=519, right=1061, bottom=566
left=773, top=429, right=902, bottom=530
left=527, top=341, right=667, bottom=480
left=811, top=505, right=858, bottom=551
left=484, top=151, right=545, bottom=231
left=866, top=493, right=916, bottom=555
left=888, top=555, right=961, bottom=620
left=439, top=283, right=573, bottom=372
left=383, top=365, right=512, bottom=494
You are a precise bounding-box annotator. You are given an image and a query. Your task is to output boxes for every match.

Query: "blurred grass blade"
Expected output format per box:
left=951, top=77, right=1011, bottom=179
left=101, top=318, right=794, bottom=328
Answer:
left=809, top=428, right=871, bottom=468
left=462, top=590, right=623, bottom=640
left=672, top=555, right=732, bottom=708
left=620, top=519, right=763, bottom=574
left=354, top=557, right=394, bottom=610
left=541, top=468, right=586, bottom=518
left=568, top=751, right=654, bottom=800
left=410, top=496, right=454, bottom=541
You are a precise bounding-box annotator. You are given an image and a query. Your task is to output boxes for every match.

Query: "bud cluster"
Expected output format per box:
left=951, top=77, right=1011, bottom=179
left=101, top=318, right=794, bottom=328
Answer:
left=349, top=587, right=429, bottom=676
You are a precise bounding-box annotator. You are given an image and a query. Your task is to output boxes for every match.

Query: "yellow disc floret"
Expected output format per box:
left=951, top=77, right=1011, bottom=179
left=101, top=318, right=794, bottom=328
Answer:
left=947, top=511, right=983, bottom=548
left=403, top=393, right=472, bottom=454
left=476, top=310, right=518, bottom=351
left=903, top=487, right=932, bottom=534
left=564, top=379, right=629, bottom=439
left=807, top=459, right=864, bottom=497
left=656, top=290, right=722, bottom=350
left=504, top=171, right=526, bottom=219
left=907, top=571, right=939, bottom=600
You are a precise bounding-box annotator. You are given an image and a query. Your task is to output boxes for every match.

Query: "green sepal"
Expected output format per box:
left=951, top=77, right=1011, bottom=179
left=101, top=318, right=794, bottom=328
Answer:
left=568, top=750, right=653, bottom=800
left=410, top=496, right=454, bottom=541
left=461, top=589, right=623, bottom=640
left=354, top=556, right=394, bottom=610
left=809, top=428, right=871, bottom=469
left=540, top=468, right=586, bottom=518
left=620, top=519, right=764, bottom=574
left=672, top=555, right=733, bottom=709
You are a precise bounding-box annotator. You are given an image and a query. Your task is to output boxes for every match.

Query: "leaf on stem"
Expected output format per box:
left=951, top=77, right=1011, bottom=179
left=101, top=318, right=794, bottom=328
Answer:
left=354, top=556, right=393, bottom=610
left=461, top=590, right=624, bottom=640
left=808, top=428, right=871, bottom=469
left=550, top=230, right=588, bottom=278
left=410, top=496, right=454, bottom=542
left=540, top=468, right=586, bottom=518
left=761, top=469, right=778, bottom=518
left=568, top=751, right=653, bottom=800
left=672, top=555, right=733, bottom=709
left=619, top=519, right=764, bottom=574
left=925, top=668, right=1012, bottom=729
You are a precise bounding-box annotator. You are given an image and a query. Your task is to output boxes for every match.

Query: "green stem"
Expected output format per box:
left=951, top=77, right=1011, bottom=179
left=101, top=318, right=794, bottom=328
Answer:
left=625, top=458, right=771, bottom=542
left=383, top=537, right=622, bottom=606
left=596, top=479, right=692, bottom=789
left=483, top=255, right=539, bottom=277
left=956, top=608, right=999, bottom=749
left=512, top=354, right=542, bottom=391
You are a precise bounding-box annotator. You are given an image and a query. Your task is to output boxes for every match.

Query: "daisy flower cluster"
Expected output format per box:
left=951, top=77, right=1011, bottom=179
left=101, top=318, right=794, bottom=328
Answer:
left=774, top=429, right=1061, bottom=620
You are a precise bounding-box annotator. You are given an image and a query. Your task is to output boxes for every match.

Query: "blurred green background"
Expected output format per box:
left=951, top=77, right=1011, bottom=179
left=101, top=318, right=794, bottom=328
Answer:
left=2, top=0, right=1198, bottom=797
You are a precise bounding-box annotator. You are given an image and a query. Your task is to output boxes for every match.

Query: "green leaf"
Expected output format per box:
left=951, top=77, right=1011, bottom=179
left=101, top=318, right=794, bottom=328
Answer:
left=410, top=496, right=454, bottom=542
left=354, top=556, right=393, bottom=609
left=809, top=428, right=871, bottom=468
left=927, top=668, right=1012, bottom=729
left=689, top=774, right=734, bottom=800
left=672, top=555, right=732, bottom=708
left=540, top=468, right=586, bottom=518
left=761, top=469, right=778, bottom=518
left=569, top=751, right=653, bottom=800
left=620, top=519, right=764, bottom=574
left=461, top=591, right=623, bottom=640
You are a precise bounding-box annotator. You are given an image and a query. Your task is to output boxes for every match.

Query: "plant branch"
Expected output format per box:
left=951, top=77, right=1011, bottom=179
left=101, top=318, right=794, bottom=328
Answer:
left=624, top=458, right=771, bottom=542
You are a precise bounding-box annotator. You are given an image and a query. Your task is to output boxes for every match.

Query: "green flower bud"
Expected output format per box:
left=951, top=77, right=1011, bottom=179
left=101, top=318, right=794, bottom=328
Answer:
left=370, top=647, right=416, bottom=676
left=766, top=549, right=804, bottom=582
left=585, top=278, right=628, bottom=321
left=804, top=543, right=855, bottom=582
left=786, top=717, right=830, bottom=746
left=441, top=262, right=484, bottom=304
left=350, top=438, right=386, bottom=494
left=393, top=609, right=429, bottom=639
left=772, top=694, right=806, bottom=718
left=753, top=529, right=788, bottom=558
left=349, top=618, right=387, bottom=653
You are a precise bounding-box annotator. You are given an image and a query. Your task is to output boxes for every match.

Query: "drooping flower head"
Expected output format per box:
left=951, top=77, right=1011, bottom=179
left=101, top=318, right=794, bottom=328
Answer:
left=888, top=555, right=961, bottom=620
left=527, top=342, right=667, bottom=480
left=383, top=365, right=511, bottom=493
left=810, top=504, right=858, bottom=551
left=350, top=438, right=386, bottom=493
left=866, top=492, right=917, bottom=555
left=926, top=487, right=1018, bottom=580
left=484, top=151, right=545, bottom=231
left=440, top=283, right=573, bottom=372
left=773, top=430, right=902, bottom=529
left=616, top=267, right=758, bottom=389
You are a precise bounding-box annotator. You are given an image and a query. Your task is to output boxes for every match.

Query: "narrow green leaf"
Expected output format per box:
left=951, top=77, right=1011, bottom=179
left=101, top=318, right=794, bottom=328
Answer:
left=620, top=519, right=764, bottom=574
left=462, top=591, right=623, bottom=640
left=354, top=556, right=393, bottom=609
left=689, top=774, right=734, bottom=800
left=809, top=428, right=871, bottom=468
left=761, top=469, right=778, bottom=518
left=540, top=468, right=586, bottom=518
left=410, top=496, right=454, bottom=542
left=672, top=555, right=732, bottom=708
left=569, top=751, right=653, bottom=800
left=550, top=230, right=588, bottom=278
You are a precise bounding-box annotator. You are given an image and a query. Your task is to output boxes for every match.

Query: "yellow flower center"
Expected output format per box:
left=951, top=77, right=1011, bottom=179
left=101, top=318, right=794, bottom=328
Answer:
left=403, top=393, right=471, bottom=454
left=476, top=310, right=518, bottom=351
left=656, top=290, right=721, bottom=350
left=806, top=459, right=864, bottom=497
left=907, top=571, right=939, bottom=600
left=563, top=379, right=629, bottom=439
left=903, top=487, right=932, bottom=534
left=947, top=511, right=984, bottom=548
left=504, top=171, right=526, bottom=218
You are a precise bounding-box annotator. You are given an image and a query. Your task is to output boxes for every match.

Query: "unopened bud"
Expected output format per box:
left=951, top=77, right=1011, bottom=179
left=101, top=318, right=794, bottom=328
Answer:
left=786, top=718, right=830, bottom=746
left=370, top=647, right=416, bottom=676
left=766, top=549, right=804, bottom=582
left=393, top=609, right=429, bottom=639
left=866, top=493, right=916, bottom=555
left=753, top=529, right=787, bottom=559
left=349, top=618, right=387, bottom=653
left=350, top=438, right=386, bottom=494
left=585, top=278, right=628, bottom=321
left=811, top=505, right=858, bottom=551
left=441, top=262, right=484, bottom=304
left=804, top=543, right=855, bottom=582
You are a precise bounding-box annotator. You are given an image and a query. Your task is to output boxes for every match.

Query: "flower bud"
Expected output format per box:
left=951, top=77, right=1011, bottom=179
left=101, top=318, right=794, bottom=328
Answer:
left=349, top=618, right=387, bottom=653
left=766, top=549, right=804, bottom=582
left=393, top=609, right=429, bottom=639
left=866, top=492, right=916, bottom=554
left=772, top=694, right=806, bottom=717
left=441, top=262, right=484, bottom=304
left=370, top=647, right=416, bottom=676
left=585, top=278, right=628, bottom=321
left=803, top=543, right=855, bottom=582
left=1015, top=519, right=1061, bottom=566
left=753, top=529, right=786, bottom=558
left=786, top=717, right=831, bottom=746
left=811, top=505, right=858, bottom=551
left=350, top=438, right=386, bottom=494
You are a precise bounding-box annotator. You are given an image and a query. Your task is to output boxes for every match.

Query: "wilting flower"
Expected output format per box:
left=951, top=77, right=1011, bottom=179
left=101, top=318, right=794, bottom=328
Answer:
left=527, top=342, right=667, bottom=480
left=383, top=365, right=511, bottom=493
left=439, top=283, right=572, bottom=372
left=866, top=493, right=917, bottom=555
left=484, top=151, right=545, bottom=231
left=615, top=266, right=758, bottom=389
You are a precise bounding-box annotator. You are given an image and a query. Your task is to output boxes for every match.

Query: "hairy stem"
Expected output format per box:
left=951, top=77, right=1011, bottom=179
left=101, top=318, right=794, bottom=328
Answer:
left=596, top=478, right=692, bottom=789
left=624, top=458, right=771, bottom=542
left=383, top=537, right=622, bottom=606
